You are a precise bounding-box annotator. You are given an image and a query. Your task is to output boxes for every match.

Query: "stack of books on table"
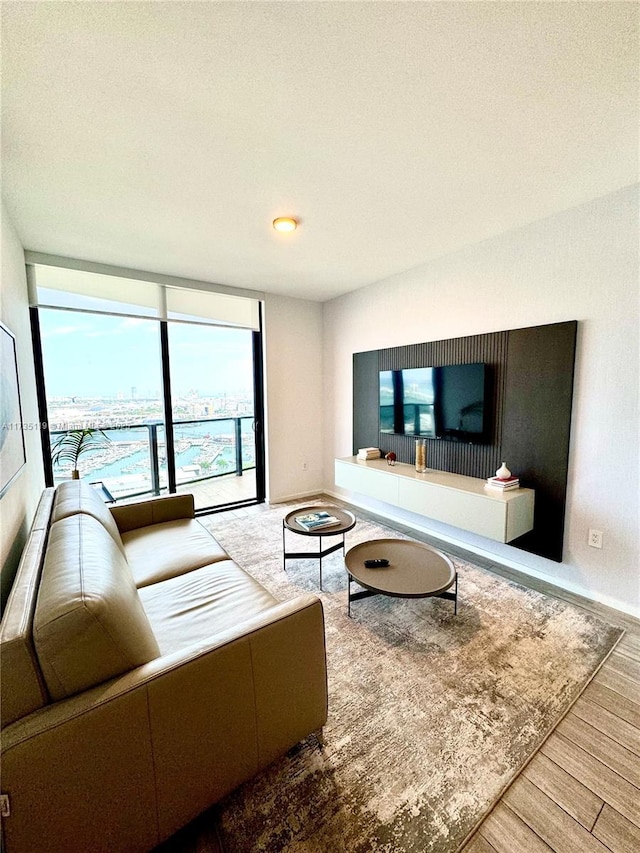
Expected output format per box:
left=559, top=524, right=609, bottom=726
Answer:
left=295, top=511, right=341, bottom=531
left=485, top=475, right=520, bottom=492
left=357, top=447, right=381, bottom=460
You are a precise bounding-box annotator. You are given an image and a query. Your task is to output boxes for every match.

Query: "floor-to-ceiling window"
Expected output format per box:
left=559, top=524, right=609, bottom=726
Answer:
left=30, top=260, right=265, bottom=512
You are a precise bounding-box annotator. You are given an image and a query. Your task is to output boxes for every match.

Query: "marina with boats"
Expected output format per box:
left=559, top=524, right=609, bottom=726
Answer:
left=51, top=417, right=255, bottom=500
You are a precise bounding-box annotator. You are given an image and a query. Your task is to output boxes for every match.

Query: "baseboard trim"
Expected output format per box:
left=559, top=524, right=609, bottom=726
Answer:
left=268, top=489, right=325, bottom=505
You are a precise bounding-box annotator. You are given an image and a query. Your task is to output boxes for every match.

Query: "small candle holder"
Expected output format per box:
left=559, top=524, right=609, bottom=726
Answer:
left=415, top=438, right=427, bottom=473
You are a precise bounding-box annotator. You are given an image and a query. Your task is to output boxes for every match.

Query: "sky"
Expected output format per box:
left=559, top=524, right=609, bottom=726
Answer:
left=39, top=309, right=255, bottom=399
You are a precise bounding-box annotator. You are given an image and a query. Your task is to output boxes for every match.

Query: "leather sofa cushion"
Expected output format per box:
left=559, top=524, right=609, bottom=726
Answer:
left=110, top=493, right=195, bottom=533
left=139, top=560, right=278, bottom=656
left=122, top=518, right=230, bottom=588
left=34, top=515, right=160, bottom=701
left=52, top=480, right=125, bottom=554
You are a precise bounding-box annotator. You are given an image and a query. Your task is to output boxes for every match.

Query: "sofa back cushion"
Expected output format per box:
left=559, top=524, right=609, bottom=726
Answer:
left=33, top=514, right=160, bottom=701
left=52, top=480, right=125, bottom=554
left=0, top=490, right=55, bottom=728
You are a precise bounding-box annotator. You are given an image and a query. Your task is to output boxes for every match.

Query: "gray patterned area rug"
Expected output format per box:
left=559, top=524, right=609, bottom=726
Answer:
left=202, top=505, right=622, bottom=853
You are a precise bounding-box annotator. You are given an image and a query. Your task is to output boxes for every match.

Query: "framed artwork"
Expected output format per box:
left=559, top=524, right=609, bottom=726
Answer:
left=0, top=321, right=27, bottom=498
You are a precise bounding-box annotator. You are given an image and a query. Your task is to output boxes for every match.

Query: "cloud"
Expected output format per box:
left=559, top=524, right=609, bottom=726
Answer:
left=42, top=324, right=91, bottom=338
left=119, top=318, right=154, bottom=330
left=81, top=318, right=156, bottom=337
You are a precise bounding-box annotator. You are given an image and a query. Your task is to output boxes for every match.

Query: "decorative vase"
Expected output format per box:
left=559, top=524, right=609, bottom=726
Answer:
left=495, top=462, right=511, bottom=479
left=415, top=439, right=427, bottom=473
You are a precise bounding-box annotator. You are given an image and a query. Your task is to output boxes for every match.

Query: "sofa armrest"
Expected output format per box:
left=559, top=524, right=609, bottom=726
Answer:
left=109, top=493, right=195, bottom=533
left=1, top=594, right=327, bottom=852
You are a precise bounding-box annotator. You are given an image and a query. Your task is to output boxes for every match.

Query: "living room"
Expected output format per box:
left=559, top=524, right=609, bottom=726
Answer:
left=1, top=3, right=639, bottom=853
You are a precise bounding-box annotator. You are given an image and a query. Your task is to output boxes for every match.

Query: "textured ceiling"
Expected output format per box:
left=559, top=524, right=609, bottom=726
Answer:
left=1, top=1, right=638, bottom=301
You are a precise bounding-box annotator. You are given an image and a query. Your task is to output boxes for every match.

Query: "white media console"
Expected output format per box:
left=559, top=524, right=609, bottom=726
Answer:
left=335, top=456, right=535, bottom=544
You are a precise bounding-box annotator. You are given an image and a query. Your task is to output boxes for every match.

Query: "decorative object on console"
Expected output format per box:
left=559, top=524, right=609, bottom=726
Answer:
left=495, top=461, right=511, bottom=479
left=385, top=451, right=396, bottom=466
left=357, top=446, right=381, bottom=460
left=487, top=462, right=520, bottom=491
left=415, top=438, right=427, bottom=472
left=485, top=475, right=520, bottom=492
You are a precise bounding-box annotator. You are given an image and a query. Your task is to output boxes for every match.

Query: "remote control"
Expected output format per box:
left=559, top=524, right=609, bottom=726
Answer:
left=364, top=558, right=389, bottom=568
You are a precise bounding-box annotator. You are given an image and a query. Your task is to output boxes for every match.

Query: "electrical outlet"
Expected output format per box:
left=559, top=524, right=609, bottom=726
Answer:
left=302, top=461, right=308, bottom=471
left=588, top=529, right=603, bottom=549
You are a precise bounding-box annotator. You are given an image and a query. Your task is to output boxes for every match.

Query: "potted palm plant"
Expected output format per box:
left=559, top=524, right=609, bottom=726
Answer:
left=50, top=428, right=111, bottom=480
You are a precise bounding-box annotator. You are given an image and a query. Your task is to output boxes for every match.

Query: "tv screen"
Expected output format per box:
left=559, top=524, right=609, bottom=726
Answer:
left=380, top=362, right=487, bottom=443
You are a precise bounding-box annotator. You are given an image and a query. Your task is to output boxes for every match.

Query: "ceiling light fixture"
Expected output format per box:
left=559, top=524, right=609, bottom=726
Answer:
left=272, top=217, right=298, bottom=233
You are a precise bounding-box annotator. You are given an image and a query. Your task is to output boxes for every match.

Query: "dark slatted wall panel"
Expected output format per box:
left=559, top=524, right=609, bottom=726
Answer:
left=501, top=321, right=577, bottom=561
left=377, top=331, right=509, bottom=479
left=353, top=321, right=577, bottom=561
left=353, top=350, right=381, bottom=455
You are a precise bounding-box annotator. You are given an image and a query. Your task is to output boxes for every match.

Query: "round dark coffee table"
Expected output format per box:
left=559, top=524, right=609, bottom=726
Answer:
left=344, top=538, right=457, bottom=617
left=283, top=505, right=356, bottom=590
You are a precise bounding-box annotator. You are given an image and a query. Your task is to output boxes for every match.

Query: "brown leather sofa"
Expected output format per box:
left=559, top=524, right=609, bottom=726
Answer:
left=0, top=482, right=328, bottom=853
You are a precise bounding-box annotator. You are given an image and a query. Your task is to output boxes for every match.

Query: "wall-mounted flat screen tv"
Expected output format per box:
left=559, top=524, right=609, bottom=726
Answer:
left=380, top=362, right=488, bottom=443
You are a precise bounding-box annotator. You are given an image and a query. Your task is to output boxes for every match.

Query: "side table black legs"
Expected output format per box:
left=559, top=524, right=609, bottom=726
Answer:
left=283, top=523, right=349, bottom=590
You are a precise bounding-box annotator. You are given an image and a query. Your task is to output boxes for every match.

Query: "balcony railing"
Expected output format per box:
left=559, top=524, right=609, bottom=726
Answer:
left=50, top=416, right=255, bottom=502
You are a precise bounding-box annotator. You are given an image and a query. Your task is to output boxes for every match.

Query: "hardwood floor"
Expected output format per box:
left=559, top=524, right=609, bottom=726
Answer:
left=177, top=469, right=258, bottom=512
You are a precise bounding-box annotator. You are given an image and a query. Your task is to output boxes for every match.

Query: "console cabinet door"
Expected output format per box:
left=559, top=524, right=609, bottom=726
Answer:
left=335, top=460, right=399, bottom=505
left=398, top=479, right=507, bottom=541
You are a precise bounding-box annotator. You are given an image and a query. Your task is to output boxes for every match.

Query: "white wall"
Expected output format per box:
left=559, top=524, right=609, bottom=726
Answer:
left=0, top=201, right=44, bottom=605
left=263, top=293, right=324, bottom=502
left=323, top=185, right=640, bottom=617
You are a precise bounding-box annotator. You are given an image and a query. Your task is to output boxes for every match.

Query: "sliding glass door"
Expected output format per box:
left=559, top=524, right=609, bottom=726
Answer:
left=167, top=322, right=262, bottom=511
